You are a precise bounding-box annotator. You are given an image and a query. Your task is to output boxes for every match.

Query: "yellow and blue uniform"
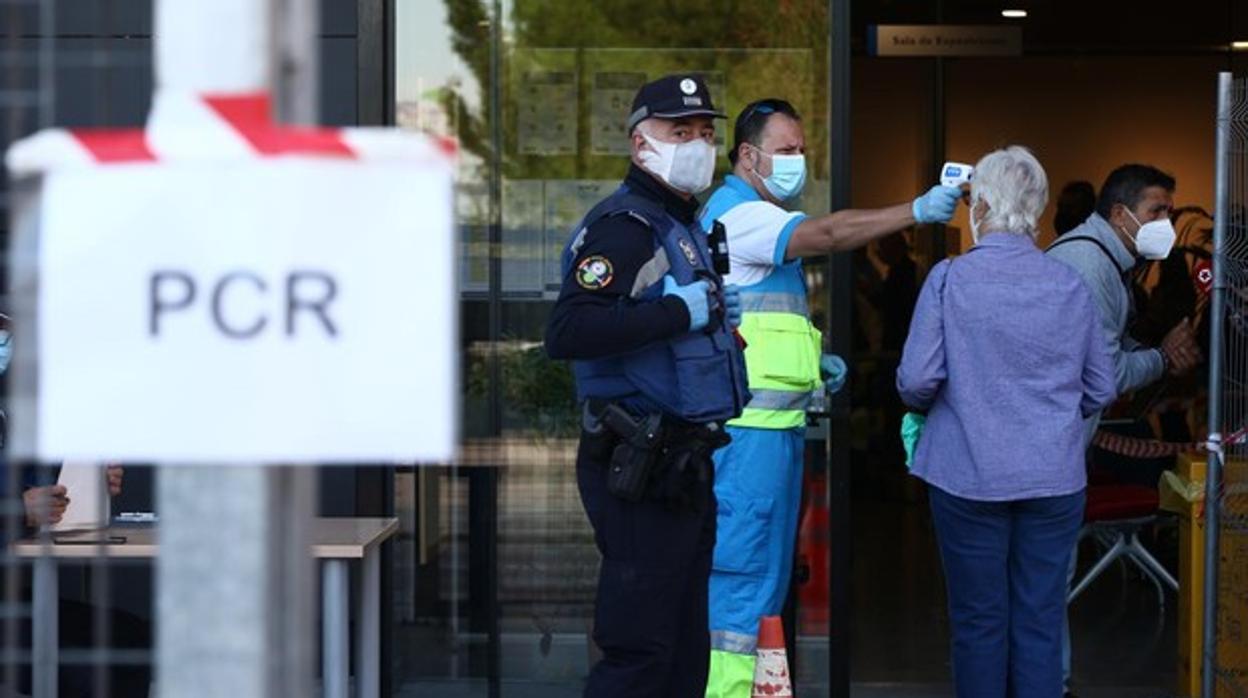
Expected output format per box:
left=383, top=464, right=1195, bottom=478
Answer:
left=699, top=174, right=824, bottom=696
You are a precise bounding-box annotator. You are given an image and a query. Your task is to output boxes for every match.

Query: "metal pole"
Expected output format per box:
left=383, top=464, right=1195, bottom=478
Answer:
left=322, top=559, right=349, bottom=698
left=354, top=547, right=382, bottom=698
left=827, top=1, right=853, bottom=696
left=272, top=0, right=319, bottom=126
left=37, top=0, right=55, bottom=129
left=1202, top=70, right=1232, bottom=698
left=155, top=2, right=317, bottom=697
left=481, top=1, right=503, bottom=696
left=269, top=4, right=319, bottom=694
left=159, top=467, right=284, bottom=696
left=30, top=10, right=56, bottom=695
left=160, top=465, right=315, bottom=698
left=153, top=1, right=271, bottom=95
left=31, top=555, right=57, bottom=698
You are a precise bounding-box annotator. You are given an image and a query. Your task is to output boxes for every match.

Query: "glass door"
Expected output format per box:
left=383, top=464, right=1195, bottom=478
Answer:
left=393, top=1, right=836, bottom=693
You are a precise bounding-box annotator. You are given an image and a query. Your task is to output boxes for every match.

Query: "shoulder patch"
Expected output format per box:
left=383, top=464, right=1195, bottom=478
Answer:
left=576, top=255, right=615, bottom=290
left=678, top=238, right=700, bottom=267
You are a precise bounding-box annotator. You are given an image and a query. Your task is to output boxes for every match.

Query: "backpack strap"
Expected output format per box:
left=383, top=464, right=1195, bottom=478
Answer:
left=1047, top=235, right=1128, bottom=278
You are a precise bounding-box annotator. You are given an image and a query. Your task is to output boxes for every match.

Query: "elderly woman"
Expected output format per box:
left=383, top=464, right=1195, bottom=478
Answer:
left=897, top=146, right=1117, bottom=698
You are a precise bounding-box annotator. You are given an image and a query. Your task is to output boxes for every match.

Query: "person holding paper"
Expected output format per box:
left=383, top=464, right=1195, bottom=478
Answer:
left=6, top=464, right=150, bottom=697
left=22, top=484, right=70, bottom=527
left=19, top=464, right=121, bottom=532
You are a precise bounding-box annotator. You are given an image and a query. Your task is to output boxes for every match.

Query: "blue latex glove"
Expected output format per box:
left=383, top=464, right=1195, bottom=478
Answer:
left=663, top=275, right=711, bottom=332
left=820, top=353, right=848, bottom=394
left=912, top=185, right=961, bottom=224
left=723, top=284, right=742, bottom=329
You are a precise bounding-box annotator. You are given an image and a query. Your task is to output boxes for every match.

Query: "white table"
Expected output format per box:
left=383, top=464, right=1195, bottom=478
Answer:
left=12, top=516, right=398, bottom=698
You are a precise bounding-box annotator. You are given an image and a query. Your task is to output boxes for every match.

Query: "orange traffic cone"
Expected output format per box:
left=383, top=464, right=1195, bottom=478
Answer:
left=752, top=616, right=793, bottom=697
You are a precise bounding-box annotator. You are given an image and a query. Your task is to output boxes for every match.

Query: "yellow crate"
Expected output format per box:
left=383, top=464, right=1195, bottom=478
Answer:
left=1174, top=453, right=1248, bottom=697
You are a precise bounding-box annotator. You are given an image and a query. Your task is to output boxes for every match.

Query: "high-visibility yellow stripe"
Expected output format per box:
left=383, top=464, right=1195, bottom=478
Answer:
left=706, top=649, right=756, bottom=698
left=730, top=406, right=807, bottom=430
left=736, top=307, right=822, bottom=430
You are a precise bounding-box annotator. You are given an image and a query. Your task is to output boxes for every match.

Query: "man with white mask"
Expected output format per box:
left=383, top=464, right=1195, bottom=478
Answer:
left=1046, top=163, right=1202, bottom=697
left=698, top=98, right=961, bottom=697
left=546, top=74, right=749, bottom=696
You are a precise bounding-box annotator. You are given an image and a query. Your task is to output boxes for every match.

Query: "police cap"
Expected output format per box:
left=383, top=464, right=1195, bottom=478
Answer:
left=626, top=74, right=726, bottom=134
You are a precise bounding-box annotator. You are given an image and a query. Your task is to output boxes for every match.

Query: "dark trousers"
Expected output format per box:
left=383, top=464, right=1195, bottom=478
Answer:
left=576, top=428, right=716, bottom=698
left=929, top=486, right=1084, bottom=698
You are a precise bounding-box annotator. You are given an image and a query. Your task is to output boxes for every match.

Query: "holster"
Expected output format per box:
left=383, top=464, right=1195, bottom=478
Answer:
left=591, top=401, right=732, bottom=510
left=653, top=421, right=731, bottom=511
left=597, top=403, right=664, bottom=503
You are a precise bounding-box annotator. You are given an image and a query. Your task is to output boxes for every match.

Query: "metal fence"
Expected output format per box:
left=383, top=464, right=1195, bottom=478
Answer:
left=2, top=6, right=55, bottom=695
left=1209, top=71, right=1248, bottom=698
left=2, top=2, right=155, bottom=696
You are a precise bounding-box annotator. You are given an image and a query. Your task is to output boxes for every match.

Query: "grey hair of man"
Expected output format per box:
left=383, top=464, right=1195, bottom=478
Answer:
left=969, top=146, right=1049, bottom=242
left=629, top=118, right=667, bottom=171
left=630, top=117, right=659, bottom=160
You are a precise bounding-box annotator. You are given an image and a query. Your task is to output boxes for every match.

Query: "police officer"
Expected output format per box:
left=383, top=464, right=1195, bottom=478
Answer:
left=546, top=74, right=749, bottom=696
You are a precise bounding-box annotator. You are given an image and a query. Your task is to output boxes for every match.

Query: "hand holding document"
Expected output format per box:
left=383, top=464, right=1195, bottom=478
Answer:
left=48, top=461, right=110, bottom=532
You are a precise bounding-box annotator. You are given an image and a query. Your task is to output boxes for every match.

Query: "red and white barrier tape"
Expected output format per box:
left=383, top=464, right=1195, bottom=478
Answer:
left=6, top=91, right=457, bottom=175
left=1090, top=430, right=1204, bottom=459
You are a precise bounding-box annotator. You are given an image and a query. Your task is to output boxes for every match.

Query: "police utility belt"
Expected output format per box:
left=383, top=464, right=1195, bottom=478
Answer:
left=583, top=399, right=730, bottom=506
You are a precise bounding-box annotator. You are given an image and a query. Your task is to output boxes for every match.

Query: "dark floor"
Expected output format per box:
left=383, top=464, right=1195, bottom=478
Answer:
left=393, top=466, right=1187, bottom=696
left=841, top=477, right=1179, bottom=693
left=394, top=682, right=1175, bottom=697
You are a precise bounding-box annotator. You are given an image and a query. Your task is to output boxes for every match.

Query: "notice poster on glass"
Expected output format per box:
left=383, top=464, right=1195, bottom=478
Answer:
left=457, top=179, right=490, bottom=295
left=460, top=223, right=489, bottom=295
left=516, top=70, right=578, bottom=156
left=582, top=48, right=817, bottom=174
left=502, top=179, right=545, bottom=295
left=544, top=180, right=618, bottom=294
left=591, top=72, right=646, bottom=156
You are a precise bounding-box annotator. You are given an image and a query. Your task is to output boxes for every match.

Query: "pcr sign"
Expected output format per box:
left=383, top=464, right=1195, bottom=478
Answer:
left=6, top=96, right=458, bottom=464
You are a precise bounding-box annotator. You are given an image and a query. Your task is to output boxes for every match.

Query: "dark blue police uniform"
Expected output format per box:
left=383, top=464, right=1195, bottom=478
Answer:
left=547, top=144, right=748, bottom=695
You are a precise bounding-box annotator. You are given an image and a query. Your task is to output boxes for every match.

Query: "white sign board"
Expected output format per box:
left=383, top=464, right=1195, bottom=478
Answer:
left=871, top=25, right=1022, bottom=57
left=10, top=159, right=457, bottom=464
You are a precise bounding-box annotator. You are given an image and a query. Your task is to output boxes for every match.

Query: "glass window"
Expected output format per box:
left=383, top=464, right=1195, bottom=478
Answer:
left=394, top=0, right=833, bottom=692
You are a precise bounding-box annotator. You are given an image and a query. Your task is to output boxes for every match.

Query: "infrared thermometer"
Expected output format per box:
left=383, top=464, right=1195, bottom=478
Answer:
left=940, top=162, right=974, bottom=188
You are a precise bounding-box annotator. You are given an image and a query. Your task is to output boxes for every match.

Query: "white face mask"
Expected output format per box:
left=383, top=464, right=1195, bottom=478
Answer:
left=639, top=133, right=716, bottom=195
left=969, top=197, right=983, bottom=243
left=1123, top=207, right=1176, bottom=260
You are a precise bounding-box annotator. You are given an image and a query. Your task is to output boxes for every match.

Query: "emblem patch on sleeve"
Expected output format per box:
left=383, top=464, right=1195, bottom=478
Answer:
left=576, top=256, right=615, bottom=290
